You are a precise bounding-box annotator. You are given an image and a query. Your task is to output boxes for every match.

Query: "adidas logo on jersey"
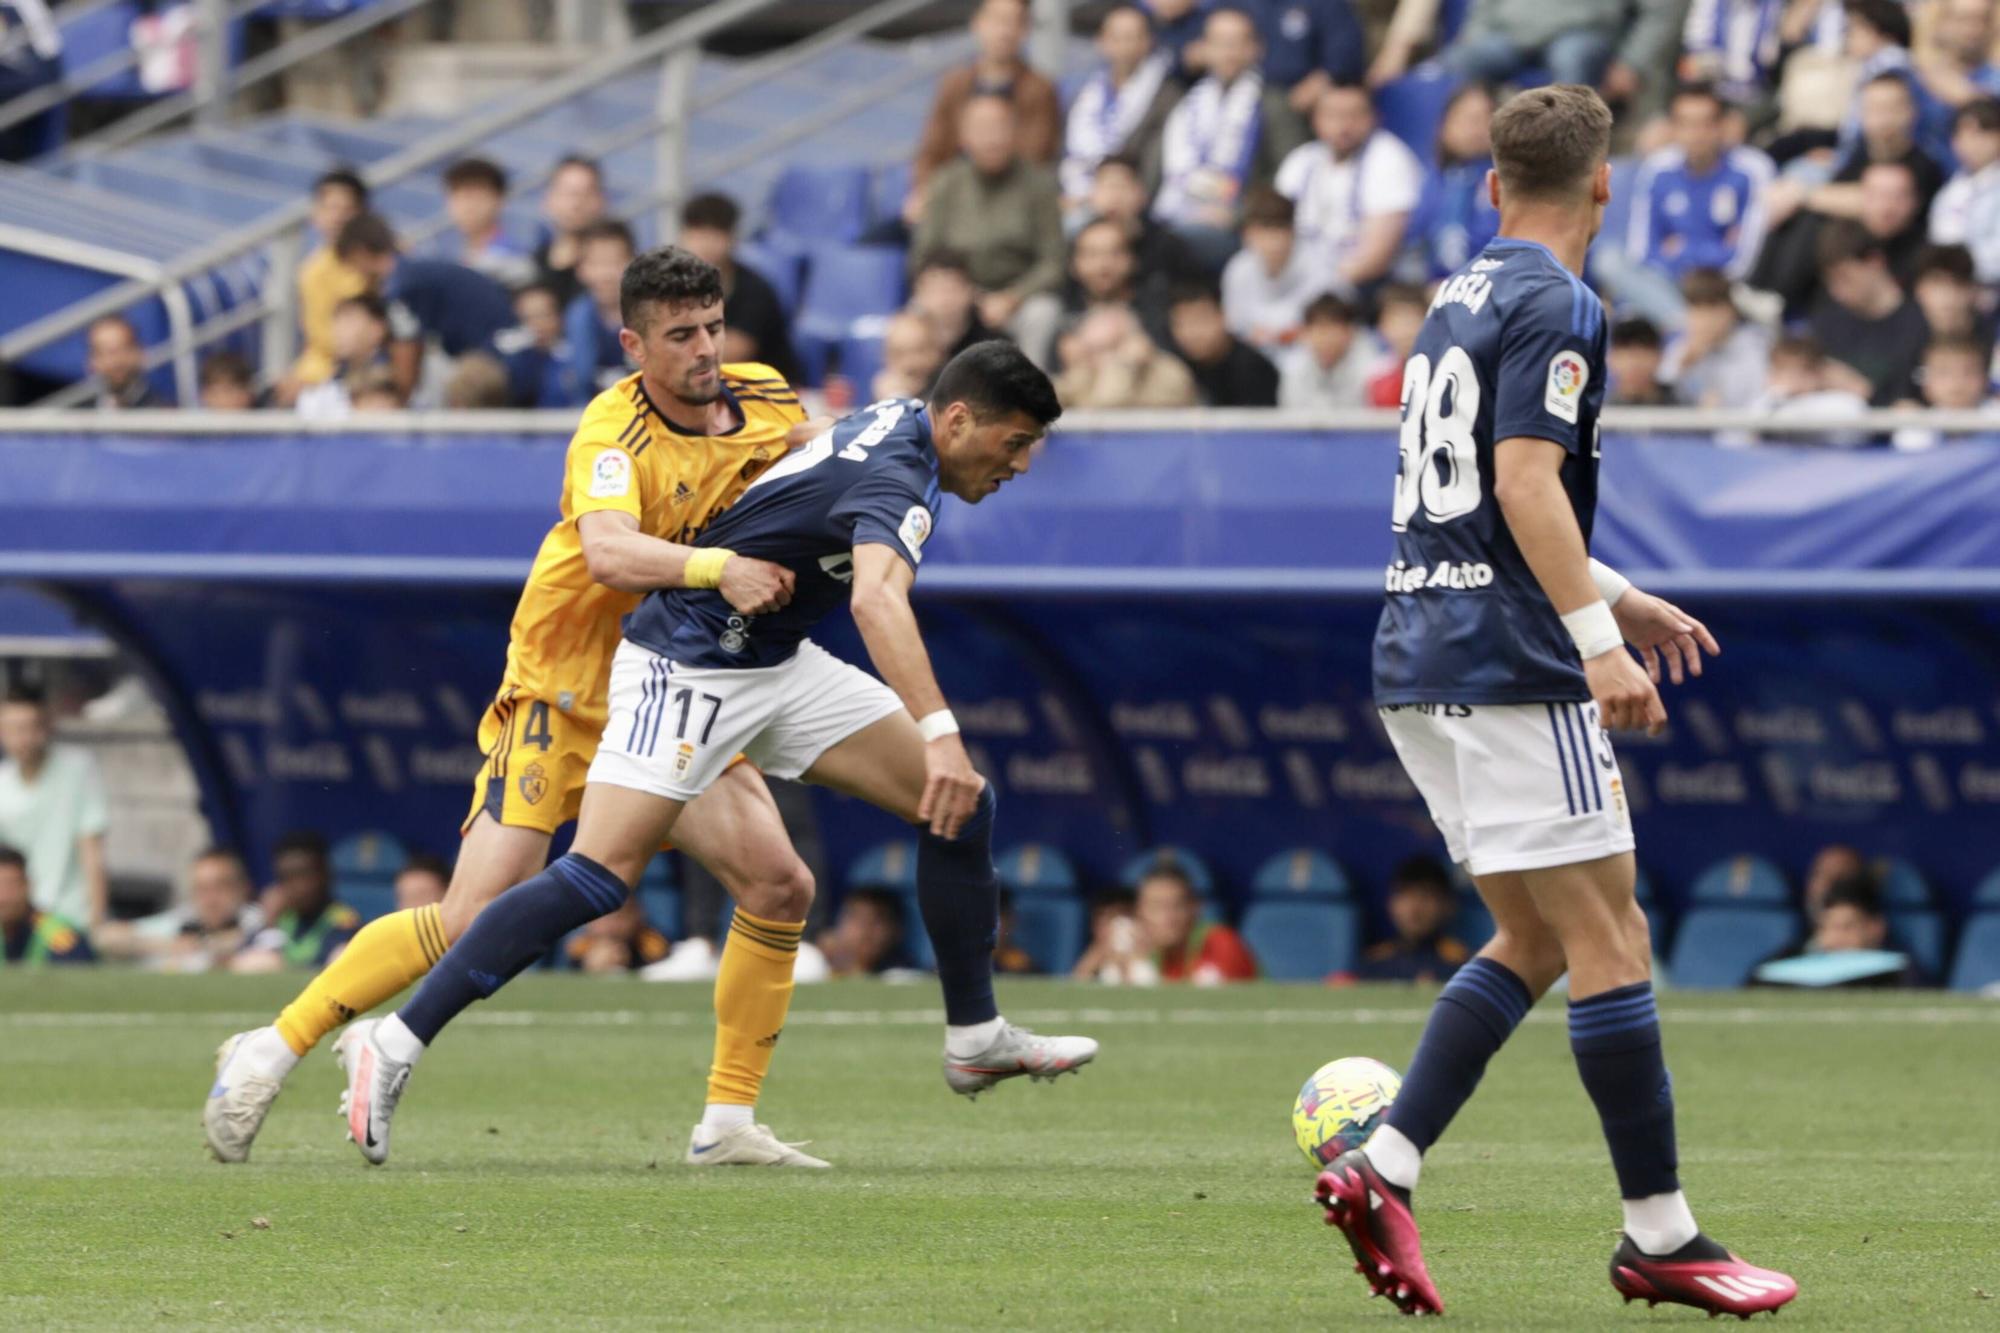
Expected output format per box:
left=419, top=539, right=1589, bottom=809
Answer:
left=1384, top=559, right=1495, bottom=594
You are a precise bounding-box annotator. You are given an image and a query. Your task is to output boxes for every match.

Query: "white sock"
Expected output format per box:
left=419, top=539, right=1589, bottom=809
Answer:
left=374, top=1014, right=426, bottom=1065
left=1623, top=1190, right=1699, bottom=1255
left=1363, top=1123, right=1423, bottom=1191
left=945, top=1016, right=1007, bottom=1059
left=701, top=1104, right=755, bottom=1132
left=239, top=1026, right=300, bottom=1081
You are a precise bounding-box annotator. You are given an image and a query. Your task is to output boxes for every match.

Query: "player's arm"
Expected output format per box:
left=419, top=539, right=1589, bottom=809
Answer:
left=575, top=510, right=792, bottom=613
left=848, top=542, right=983, bottom=839
left=1493, top=439, right=1664, bottom=733
left=1590, top=557, right=1722, bottom=686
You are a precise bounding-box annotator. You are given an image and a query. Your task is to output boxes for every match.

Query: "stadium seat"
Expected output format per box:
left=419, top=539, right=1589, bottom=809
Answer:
left=1947, top=912, right=2000, bottom=992
left=1875, top=858, right=1932, bottom=908
left=1688, top=855, right=1790, bottom=907
left=792, top=245, right=907, bottom=384
left=331, top=830, right=406, bottom=878
left=1009, top=895, right=1085, bottom=972
left=1241, top=900, right=1359, bottom=980
left=1451, top=895, right=1495, bottom=950
left=342, top=882, right=396, bottom=923
left=1119, top=846, right=1215, bottom=896
left=1888, top=910, right=1946, bottom=980
left=767, top=165, right=874, bottom=246
left=1666, top=907, right=1798, bottom=989
left=869, top=160, right=913, bottom=230
left=737, top=238, right=804, bottom=316
left=1250, top=849, right=1350, bottom=900
left=839, top=330, right=886, bottom=394
left=846, top=838, right=919, bottom=893
left=638, top=886, right=682, bottom=939
left=1976, top=868, right=2000, bottom=907
left=1374, top=66, right=1459, bottom=166
left=995, top=843, right=1079, bottom=896
left=1633, top=864, right=1654, bottom=904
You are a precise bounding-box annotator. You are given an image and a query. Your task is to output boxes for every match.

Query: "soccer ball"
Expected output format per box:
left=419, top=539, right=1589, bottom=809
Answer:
left=1292, top=1056, right=1402, bottom=1170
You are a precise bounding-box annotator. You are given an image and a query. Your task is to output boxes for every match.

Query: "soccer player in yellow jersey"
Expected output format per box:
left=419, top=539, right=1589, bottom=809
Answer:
left=206, top=247, right=832, bottom=1168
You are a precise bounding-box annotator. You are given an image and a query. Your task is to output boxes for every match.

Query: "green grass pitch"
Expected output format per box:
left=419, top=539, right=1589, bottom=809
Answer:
left=2, top=973, right=1995, bottom=1330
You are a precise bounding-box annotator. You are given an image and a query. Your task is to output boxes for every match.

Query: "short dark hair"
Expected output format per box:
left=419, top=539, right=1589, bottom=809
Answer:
left=680, top=191, right=741, bottom=234
left=914, top=248, right=973, bottom=281
left=1391, top=854, right=1454, bottom=897
left=1822, top=870, right=1884, bottom=919
left=844, top=887, right=906, bottom=931
left=86, top=313, right=138, bottom=344
left=0, top=844, right=25, bottom=875
left=1, top=682, right=47, bottom=709
left=334, top=213, right=398, bottom=261
left=514, top=280, right=561, bottom=307
left=443, top=156, right=507, bottom=194
left=1303, top=292, right=1358, bottom=325
left=1374, top=281, right=1430, bottom=314
left=1862, top=69, right=1916, bottom=102
left=1915, top=243, right=1976, bottom=285
left=1817, top=217, right=1885, bottom=269
left=1612, top=316, right=1663, bottom=350
left=551, top=154, right=602, bottom=184
left=1771, top=332, right=1826, bottom=368
left=1490, top=84, right=1613, bottom=202
left=1095, top=151, right=1143, bottom=179
left=198, top=351, right=253, bottom=390
left=1241, top=186, right=1295, bottom=230
left=577, top=218, right=637, bottom=254
left=334, top=292, right=390, bottom=324
left=1845, top=0, right=1911, bottom=48
left=271, top=830, right=330, bottom=865
left=619, top=244, right=725, bottom=331
left=313, top=168, right=368, bottom=205
left=1167, top=279, right=1222, bottom=311
left=1926, top=331, right=1987, bottom=363
left=928, top=338, right=1062, bottom=428
left=193, top=846, right=247, bottom=871
left=1679, top=267, right=1734, bottom=306
left=400, top=852, right=452, bottom=882
left=1135, top=861, right=1198, bottom=900
left=1670, top=80, right=1726, bottom=113
left=1955, top=96, right=2000, bottom=134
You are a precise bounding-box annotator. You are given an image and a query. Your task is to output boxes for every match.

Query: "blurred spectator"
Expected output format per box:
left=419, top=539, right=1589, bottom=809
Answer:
left=909, top=0, right=1061, bottom=225
left=567, top=893, right=669, bottom=974
left=348, top=366, right=407, bottom=413
left=494, top=282, right=572, bottom=409
left=1659, top=268, right=1771, bottom=408
left=0, top=684, right=107, bottom=931
left=1275, top=82, right=1421, bottom=296
left=1746, top=334, right=1870, bottom=442
left=337, top=213, right=516, bottom=404
left=442, top=157, right=536, bottom=290
left=1149, top=7, right=1307, bottom=268
left=1909, top=244, right=1993, bottom=351
left=908, top=251, right=1007, bottom=359
left=1239, top=0, right=1367, bottom=118
left=1278, top=292, right=1372, bottom=409
left=1089, top=153, right=1206, bottom=284
left=1143, top=0, right=1210, bottom=82
left=286, top=168, right=370, bottom=394
left=1678, top=0, right=1789, bottom=106
left=1072, top=887, right=1158, bottom=984
left=1894, top=334, right=2000, bottom=447
left=83, top=315, right=163, bottom=410
left=1060, top=6, right=1180, bottom=215
left=1222, top=187, right=1327, bottom=357
left=1135, top=864, right=1258, bottom=983
left=93, top=847, right=259, bottom=972
left=197, top=352, right=257, bottom=411
left=394, top=853, right=450, bottom=911
left=994, top=890, right=1039, bottom=974
left=1809, top=218, right=1928, bottom=405
left=1928, top=98, right=2000, bottom=282
left=1352, top=855, right=1470, bottom=983
left=1762, top=74, right=1944, bottom=249
left=911, top=94, right=1066, bottom=367
left=1914, top=0, right=2000, bottom=110
left=1836, top=0, right=1948, bottom=157
left=445, top=353, right=512, bottom=410
left=1440, top=0, right=1681, bottom=102
left=872, top=310, right=948, bottom=402
left=1169, top=282, right=1280, bottom=405
left=232, top=831, right=359, bottom=973
left=0, top=845, right=93, bottom=967
left=1066, top=214, right=1172, bottom=341
left=1801, top=843, right=1864, bottom=925
left=1607, top=316, right=1674, bottom=405
left=1808, top=873, right=1928, bottom=985
left=562, top=219, right=637, bottom=403
left=295, top=293, right=392, bottom=421
left=1365, top=282, right=1430, bottom=406
left=533, top=155, right=608, bottom=309
left=1054, top=302, right=1199, bottom=407
left=676, top=192, right=800, bottom=383
left=0, top=1, right=62, bottom=164
left=1407, top=82, right=1500, bottom=282
left=1758, top=152, right=1930, bottom=313
left=820, top=888, right=906, bottom=978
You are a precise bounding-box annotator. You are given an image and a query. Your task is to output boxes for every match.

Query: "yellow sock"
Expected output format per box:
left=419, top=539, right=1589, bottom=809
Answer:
left=706, top=909, right=804, bottom=1106
left=272, top=905, right=448, bottom=1057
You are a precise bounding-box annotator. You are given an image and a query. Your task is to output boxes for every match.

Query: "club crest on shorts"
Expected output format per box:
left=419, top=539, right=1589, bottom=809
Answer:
left=674, top=742, right=695, bottom=777
left=518, top=760, right=548, bottom=806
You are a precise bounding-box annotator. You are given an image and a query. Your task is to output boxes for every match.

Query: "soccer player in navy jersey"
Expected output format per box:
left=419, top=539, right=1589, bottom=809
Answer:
left=1315, top=85, right=1798, bottom=1319
left=339, top=341, right=1096, bottom=1164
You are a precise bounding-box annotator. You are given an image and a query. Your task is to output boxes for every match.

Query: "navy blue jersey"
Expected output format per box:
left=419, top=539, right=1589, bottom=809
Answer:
left=625, top=398, right=942, bottom=669
left=1371, top=237, right=1608, bottom=706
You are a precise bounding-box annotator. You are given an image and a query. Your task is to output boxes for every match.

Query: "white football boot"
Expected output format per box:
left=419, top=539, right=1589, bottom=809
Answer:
left=943, top=1022, right=1099, bottom=1098
left=685, top=1122, right=832, bottom=1168
left=334, top=1018, right=413, bottom=1166
left=203, top=1030, right=285, bottom=1163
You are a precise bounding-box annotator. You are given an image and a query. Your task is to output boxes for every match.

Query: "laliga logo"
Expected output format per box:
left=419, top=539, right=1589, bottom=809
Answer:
left=1551, top=353, right=1585, bottom=397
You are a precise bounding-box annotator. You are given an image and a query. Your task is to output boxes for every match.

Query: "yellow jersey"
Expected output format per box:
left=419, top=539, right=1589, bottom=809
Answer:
left=500, top=366, right=804, bottom=728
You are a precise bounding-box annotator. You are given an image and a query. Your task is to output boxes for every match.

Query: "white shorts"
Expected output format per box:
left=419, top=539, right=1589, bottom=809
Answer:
left=1379, top=701, right=1635, bottom=878
left=590, top=638, right=906, bottom=802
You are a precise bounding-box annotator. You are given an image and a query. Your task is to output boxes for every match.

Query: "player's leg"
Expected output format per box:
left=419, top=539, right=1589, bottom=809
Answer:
left=665, top=760, right=828, bottom=1168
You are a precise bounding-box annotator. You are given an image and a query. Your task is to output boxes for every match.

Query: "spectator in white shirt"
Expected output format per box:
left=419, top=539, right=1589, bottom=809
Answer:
left=1273, top=81, right=1422, bottom=296
left=1660, top=267, right=1771, bottom=408
left=0, top=684, right=108, bottom=931
left=1893, top=333, right=2000, bottom=448
left=1928, top=97, right=2000, bottom=282
left=1746, top=334, right=1870, bottom=446
left=1279, top=292, right=1373, bottom=410
left=1221, top=188, right=1328, bottom=358
left=1061, top=5, right=1179, bottom=219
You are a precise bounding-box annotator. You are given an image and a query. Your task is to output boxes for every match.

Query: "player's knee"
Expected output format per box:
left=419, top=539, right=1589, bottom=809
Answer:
left=736, top=857, right=814, bottom=923
left=1491, top=926, right=1566, bottom=993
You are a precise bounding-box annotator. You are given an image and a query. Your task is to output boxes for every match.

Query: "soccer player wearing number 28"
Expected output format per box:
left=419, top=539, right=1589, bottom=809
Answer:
left=1315, top=86, right=1798, bottom=1319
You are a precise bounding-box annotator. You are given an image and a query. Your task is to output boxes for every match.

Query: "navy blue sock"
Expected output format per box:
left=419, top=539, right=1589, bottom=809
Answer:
left=1569, top=981, right=1680, bottom=1199
left=915, top=784, right=1000, bottom=1027
left=398, top=853, right=627, bottom=1044
left=1383, top=957, right=1534, bottom=1151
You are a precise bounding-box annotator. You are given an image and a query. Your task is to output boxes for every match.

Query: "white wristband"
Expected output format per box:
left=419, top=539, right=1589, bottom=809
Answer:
left=1587, top=557, right=1631, bottom=606
left=917, top=709, right=960, bottom=742
left=1561, top=600, right=1625, bottom=661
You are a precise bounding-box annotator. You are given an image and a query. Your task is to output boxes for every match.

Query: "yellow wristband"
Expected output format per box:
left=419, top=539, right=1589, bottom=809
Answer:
left=683, top=548, right=734, bottom=590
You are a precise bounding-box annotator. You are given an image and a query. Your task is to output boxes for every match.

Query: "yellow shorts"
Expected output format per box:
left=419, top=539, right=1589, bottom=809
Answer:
left=462, top=686, right=601, bottom=836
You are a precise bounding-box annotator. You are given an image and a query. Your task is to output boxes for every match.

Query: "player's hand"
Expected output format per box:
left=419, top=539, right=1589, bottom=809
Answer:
left=917, top=734, right=984, bottom=840
left=1584, top=648, right=1667, bottom=736
left=1610, top=589, right=1721, bottom=686
left=717, top=556, right=794, bottom=616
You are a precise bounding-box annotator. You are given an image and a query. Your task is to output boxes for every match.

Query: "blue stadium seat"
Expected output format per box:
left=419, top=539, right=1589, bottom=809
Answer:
left=1250, top=849, right=1350, bottom=900
left=1009, top=896, right=1085, bottom=973
left=738, top=238, right=804, bottom=316
left=1977, top=868, right=2000, bottom=907
left=793, top=245, right=907, bottom=384
left=767, top=165, right=873, bottom=246
left=869, top=160, right=913, bottom=229
left=1667, top=907, right=1798, bottom=989
left=1888, top=910, right=1946, bottom=980
left=1374, top=65, right=1460, bottom=165
left=331, top=830, right=406, bottom=879
left=839, top=330, right=886, bottom=394
left=846, top=838, right=919, bottom=893
left=1875, top=858, right=1932, bottom=908
left=1633, top=863, right=1654, bottom=904
left=343, top=882, right=396, bottom=923
left=1948, top=912, right=2000, bottom=991
left=1241, top=900, right=1359, bottom=980
left=995, top=843, right=1079, bottom=896
left=1119, top=846, right=1215, bottom=896
left=1688, top=855, right=1790, bottom=907
left=1451, top=896, right=1495, bottom=950
left=638, top=886, right=682, bottom=938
